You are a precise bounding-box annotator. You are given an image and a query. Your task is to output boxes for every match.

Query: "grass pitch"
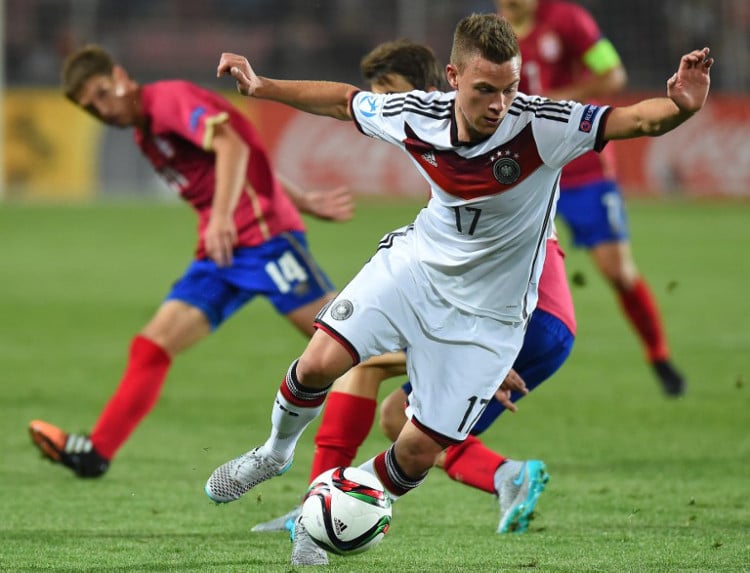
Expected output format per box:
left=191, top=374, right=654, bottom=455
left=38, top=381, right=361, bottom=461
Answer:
left=1, top=198, right=748, bottom=572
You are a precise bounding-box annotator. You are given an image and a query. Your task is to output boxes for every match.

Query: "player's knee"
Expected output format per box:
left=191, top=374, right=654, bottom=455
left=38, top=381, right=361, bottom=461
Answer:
left=393, top=437, right=440, bottom=477
left=296, top=353, right=349, bottom=388
left=378, top=410, right=402, bottom=443
left=378, top=391, right=407, bottom=442
left=608, top=270, right=640, bottom=292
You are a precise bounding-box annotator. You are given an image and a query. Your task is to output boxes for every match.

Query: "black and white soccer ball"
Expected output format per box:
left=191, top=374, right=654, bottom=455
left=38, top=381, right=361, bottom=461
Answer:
left=300, top=466, right=392, bottom=556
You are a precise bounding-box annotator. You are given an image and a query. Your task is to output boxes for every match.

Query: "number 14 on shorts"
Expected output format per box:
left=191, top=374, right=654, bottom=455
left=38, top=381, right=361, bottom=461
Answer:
left=265, top=252, right=309, bottom=293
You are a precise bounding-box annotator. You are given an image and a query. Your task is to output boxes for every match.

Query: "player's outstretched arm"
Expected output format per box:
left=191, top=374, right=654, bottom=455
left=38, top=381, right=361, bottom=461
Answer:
left=604, top=47, right=713, bottom=140
left=217, top=52, right=357, bottom=121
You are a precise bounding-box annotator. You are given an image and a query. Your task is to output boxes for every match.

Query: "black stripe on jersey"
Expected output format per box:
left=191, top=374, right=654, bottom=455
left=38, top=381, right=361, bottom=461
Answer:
left=512, top=97, right=572, bottom=114
left=384, top=106, right=452, bottom=120
left=383, top=92, right=452, bottom=112
left=511, top=99, right=572, bottom=114
left=509, top=98, right=573, bottom=123
left=383, top=93, right=452, bottom=118
left=376, top=224, right=414, bottom=252
left=522, top=175, right=560, bottom=320
left=382, top=95, right=407, bottom=110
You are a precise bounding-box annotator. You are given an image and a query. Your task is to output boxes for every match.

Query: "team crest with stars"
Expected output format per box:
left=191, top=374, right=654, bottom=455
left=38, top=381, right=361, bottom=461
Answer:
left=330, top=300, right=354, bottom=321
left=490, top=149, right=521, bottom=185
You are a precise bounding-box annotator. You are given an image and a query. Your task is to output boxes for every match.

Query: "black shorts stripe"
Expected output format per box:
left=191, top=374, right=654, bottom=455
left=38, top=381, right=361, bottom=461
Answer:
left=313, top=319, right=361, bottom=364
left=410, top=416, right=462, bottom=448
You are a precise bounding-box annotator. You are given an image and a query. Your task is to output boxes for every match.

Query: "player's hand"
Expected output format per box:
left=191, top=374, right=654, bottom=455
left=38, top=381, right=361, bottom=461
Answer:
left=494, top=387, right=517, bottom=413
left=302, top=186, right=355, bottom=222
left=495, top=368, right=527, bottom=413
left=217, top=53, right=260, bottom=96
left=204, top=215, right=238, bottom=267
left=667, top=47, right=713, bottom=114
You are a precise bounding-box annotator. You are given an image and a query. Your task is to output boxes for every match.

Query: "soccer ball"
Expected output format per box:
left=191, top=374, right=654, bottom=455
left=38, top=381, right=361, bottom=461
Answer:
left=300, top=466, right=392, bottom=555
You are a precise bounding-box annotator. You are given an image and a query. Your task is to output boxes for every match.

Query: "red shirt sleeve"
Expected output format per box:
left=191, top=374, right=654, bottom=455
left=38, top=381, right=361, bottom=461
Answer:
left=146, top=81, right=229, bottom=150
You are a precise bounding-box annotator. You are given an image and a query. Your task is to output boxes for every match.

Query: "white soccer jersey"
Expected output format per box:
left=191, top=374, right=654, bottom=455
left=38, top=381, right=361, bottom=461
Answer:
left=351, top=90, right=610, bottom=323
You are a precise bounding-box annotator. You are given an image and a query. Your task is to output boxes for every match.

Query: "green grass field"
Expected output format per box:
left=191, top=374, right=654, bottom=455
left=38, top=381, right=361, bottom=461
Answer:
left=1, top=198, right=748, bottom=572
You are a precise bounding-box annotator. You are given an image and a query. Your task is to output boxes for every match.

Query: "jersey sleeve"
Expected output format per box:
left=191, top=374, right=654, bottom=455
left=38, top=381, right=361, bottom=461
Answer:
left=534, top=100, right=611, bottom=169
left=147, top=82, right=229, bottom=151
left=350, top=90, right=409, bottom=147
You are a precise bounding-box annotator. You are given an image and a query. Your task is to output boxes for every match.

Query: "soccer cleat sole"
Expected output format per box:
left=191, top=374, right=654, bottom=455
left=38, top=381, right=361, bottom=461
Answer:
left=497, top=460, right=549, bottom=534
left=29, top=420, right=67, bottom=462
left=205, top=456, right=294, bottom=504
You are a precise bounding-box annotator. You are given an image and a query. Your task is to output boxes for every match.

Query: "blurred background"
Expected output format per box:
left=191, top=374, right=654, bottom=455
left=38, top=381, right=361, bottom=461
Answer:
left=3, top=0, right=750, bottom=200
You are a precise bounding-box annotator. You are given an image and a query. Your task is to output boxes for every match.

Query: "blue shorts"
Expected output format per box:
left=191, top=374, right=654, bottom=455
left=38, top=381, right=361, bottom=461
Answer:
left=401, top=309, right=574, bottom=436
left=556, top=179, right=630, bottom=248
left=166, top=231, right=335, bottom=329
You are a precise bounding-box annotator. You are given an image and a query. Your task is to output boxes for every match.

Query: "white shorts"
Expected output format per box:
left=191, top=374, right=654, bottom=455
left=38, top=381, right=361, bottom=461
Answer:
left=315, top=227, right=526, bottom=443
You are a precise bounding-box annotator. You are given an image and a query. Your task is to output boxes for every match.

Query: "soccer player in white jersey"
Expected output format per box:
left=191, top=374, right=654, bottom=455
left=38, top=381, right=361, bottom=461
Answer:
left=205, top=13, right=712, bottom=562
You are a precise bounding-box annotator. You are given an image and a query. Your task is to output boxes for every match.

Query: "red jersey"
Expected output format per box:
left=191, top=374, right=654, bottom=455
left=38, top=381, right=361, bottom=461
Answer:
left=135, top=81, right=304, bottom=258
left=516, top=0, right=617, bottom=188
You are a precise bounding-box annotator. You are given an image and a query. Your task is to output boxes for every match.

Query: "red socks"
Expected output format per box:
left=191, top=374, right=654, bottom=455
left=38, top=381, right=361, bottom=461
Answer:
left=91, top=335, right=172, bottom=459
left=308, top=391, right=376, bottom=483
left=617, top=278, right=669, bottom=362
left=442, top=435, right=505, bottom=494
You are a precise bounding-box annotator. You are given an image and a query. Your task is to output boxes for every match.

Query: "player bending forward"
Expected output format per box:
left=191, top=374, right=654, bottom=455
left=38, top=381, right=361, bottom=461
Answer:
left=205, top=13, right=712, bottom=564
left=252, top=40, right=576, bottom=565
left=28, top=45, right=352, bottom=478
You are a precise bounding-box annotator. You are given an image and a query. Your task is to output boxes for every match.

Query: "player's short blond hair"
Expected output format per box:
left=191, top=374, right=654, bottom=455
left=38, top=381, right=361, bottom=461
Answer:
left=61, top=45, right=115, bottom=102
left=450, top=14, right=519, bottom=71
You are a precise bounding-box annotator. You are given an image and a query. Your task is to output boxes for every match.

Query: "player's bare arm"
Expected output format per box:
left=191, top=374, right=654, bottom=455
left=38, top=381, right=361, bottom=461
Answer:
left=205, top=121, right=248, bottom=266
left=276, top=173, right=355, bottom=222
left=604, top=48, right=713, bottom=141
left=217, top=52, right=357, bottom=120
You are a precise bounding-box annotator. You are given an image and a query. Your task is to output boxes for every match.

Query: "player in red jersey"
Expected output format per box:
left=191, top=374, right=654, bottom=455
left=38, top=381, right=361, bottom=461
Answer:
left=27, top=44, right=353, bottom=478
left=497, top=0, right=687, bottom=395
left=251, top=40, right=575, bottom=546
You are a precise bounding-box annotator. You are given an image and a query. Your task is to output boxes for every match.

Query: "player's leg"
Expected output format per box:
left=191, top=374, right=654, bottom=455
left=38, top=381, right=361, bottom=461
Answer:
left=371, top=303, right=527, bottom=497
left=292, top=420, right=443, bottom=567
left=378, top=310, right=571, bottom=531
left=288, top=351, right=406, bottom=566
left=379, top=384, right=409, bottom=442
left=253, top=352, right=407, bottom=533
left=589, top=240, right=685, bottom=395
left=308, top=352, right=406, bottom=482
left=471, top=309, right=574, bottom=434
left=29, top=262, right=223, bottom=478
left=207, top=233, right=409, bottom=504
left=205, top=328, right=353, bottom=503
left=29, top=233, right=333, bottom=479
left=292, top=240, right=521, bottom=560
left=479, top=312, right=571, bottom=531
left=557, top=180, right=685, bottom=395
left=89, top=300, right=210, bottom=454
